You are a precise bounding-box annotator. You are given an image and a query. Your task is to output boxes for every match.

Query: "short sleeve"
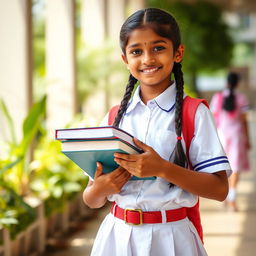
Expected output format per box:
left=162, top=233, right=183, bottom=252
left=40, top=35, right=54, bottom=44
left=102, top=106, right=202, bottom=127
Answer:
left=189, top=103, right=232, bottom=176
left=209, top=93, right=219, bottom=114
left=237, top=93, right=250, bottom=113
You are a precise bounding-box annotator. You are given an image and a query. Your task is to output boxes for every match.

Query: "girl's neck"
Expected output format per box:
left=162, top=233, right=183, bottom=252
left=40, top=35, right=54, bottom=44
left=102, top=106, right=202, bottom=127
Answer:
left=140, top=81, right=174, bottom=104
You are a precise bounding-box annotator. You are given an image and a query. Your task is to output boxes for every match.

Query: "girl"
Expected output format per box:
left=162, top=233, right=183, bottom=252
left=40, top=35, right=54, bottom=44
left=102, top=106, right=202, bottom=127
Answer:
left=83, top=8, right=231, bottom=256
left=211, top=72, right=250, bottom=212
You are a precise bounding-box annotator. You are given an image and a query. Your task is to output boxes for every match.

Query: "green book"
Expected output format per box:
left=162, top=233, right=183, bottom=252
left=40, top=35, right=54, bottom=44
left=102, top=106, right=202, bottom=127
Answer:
left=61, top=139, right=155, bottom=181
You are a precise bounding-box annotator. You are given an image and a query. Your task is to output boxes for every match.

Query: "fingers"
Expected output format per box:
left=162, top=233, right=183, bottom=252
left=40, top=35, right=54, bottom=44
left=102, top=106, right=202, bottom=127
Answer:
left=94, top=162, right=103, bottom=179
left=114, top=152, right=137, bottom=161
left=110, top=166, right=130, bottom=179
left=114, top=168, right=131, bottom=183
left=114, top=157, right=137, bottom=174
left=106, top=167, right=131, bottom=192
left=133, top=138, right=152, bottom=152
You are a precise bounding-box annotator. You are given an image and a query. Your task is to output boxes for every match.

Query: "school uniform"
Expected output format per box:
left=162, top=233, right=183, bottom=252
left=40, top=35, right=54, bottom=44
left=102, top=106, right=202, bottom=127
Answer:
left=210, top=90, right=250, bottom=172
left=90, top=83, right=231, bottom=256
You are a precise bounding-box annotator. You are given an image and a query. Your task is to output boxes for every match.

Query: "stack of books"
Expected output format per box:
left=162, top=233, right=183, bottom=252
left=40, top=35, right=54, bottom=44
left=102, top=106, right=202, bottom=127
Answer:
left=55, top=126, right=155, bottom=180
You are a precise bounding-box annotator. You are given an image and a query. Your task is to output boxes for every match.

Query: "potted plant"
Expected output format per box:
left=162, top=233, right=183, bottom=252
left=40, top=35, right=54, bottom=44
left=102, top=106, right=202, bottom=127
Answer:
left=0, top=96, right=47, bottom=255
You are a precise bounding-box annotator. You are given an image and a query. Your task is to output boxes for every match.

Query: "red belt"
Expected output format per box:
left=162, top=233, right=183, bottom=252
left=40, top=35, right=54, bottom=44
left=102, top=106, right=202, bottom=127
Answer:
left=110, top=202, right=187, bottom=225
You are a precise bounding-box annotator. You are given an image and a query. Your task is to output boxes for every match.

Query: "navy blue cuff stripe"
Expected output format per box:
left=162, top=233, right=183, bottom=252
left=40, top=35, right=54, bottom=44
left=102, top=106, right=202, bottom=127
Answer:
left=193, top=156, right=228, bottom=169
left=195, top=160, right=230, bottom=171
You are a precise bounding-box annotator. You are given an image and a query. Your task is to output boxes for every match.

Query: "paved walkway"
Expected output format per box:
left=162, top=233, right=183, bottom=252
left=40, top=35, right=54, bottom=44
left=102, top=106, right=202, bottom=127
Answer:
left=44, top=114, right=256, bottom=256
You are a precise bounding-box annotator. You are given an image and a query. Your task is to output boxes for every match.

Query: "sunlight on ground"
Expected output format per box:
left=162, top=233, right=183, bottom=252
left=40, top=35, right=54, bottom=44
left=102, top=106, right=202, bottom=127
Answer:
left=70, top=237, right=95, bottom=247
left=239, top=178, right=255, bottom=194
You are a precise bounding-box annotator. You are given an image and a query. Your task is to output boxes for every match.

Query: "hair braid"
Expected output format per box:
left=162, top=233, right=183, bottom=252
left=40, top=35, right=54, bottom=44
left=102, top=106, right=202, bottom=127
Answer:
left=113, top=74, right=137, bottom=127
left=222, top=72, right=239, bottom=112
left=172, top=62, right=187, bottom=168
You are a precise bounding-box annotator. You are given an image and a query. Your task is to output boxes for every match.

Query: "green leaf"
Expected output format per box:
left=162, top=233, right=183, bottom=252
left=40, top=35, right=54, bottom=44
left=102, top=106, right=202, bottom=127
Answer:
left=22, top=96, right=46, bottom=134
left=0, top=156, right=24, bottom=175
left=52, top=186, right=63, bottom=198
left=20, top=95, right=46, bottom=152
left=0, top=181, right=35, bottom=213
left=0, top=98, right=17, bottom=143
left=63, top=182, right=81, bottom=193
left=0, top=218, right=18, bottom=225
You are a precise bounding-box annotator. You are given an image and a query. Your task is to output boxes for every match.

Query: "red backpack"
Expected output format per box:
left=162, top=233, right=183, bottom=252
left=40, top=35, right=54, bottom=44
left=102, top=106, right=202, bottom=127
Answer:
left=108, top=96, right=209, bottom=242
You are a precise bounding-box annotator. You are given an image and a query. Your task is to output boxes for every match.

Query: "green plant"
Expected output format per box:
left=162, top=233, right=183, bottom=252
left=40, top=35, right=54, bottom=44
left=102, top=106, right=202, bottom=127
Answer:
left=29, top=136, right=88, bottom=216
left=0, top=165, right=36, bottom=240
left=0, top=96, right=46, bottom=195
left=0, top=96, right=46, bottom=239
left=0, top=161, right=21, bottom=230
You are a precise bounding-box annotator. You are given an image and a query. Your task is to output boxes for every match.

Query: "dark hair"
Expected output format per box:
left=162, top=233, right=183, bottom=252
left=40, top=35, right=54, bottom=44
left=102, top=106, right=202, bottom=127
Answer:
left=114, top=8, right=187, bottom=168
left=222, top=72, right=240, bottom=112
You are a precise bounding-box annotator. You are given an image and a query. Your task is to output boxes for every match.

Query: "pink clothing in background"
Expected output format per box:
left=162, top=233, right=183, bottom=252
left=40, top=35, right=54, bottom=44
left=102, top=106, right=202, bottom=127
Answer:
left=210, top=90, right=250, bottom=172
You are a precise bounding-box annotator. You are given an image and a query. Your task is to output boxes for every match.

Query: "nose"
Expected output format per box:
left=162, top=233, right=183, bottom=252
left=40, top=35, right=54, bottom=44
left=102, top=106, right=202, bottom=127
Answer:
left=142, top=51, right=156, bottom=65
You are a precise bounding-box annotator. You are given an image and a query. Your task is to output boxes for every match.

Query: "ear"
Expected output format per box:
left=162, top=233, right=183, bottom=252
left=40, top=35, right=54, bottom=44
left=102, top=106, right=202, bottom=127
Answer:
left=121, top=54, right=130, bottom=70
left=174, top=44, right=185, bottom=63
left=122, top=54, right=128, bottom=64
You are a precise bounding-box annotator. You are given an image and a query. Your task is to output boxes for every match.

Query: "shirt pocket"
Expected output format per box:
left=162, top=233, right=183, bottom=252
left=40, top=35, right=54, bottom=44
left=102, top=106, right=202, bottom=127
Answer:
left=155, top=130, right=177, bottom=161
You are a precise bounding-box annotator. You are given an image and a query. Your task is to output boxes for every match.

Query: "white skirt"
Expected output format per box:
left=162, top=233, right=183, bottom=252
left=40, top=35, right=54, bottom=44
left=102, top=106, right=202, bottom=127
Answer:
left=90, top=213, right=208, bottom=256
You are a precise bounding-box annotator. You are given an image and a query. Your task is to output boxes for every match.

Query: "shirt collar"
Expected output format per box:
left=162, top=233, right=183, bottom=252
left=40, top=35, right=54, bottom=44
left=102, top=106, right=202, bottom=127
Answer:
left=125, top=86, right=142, bottom=114
left=126, top=82, right=177, bottom=114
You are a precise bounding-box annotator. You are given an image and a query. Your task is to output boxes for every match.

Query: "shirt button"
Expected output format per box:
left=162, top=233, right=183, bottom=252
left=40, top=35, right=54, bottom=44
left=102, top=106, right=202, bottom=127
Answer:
left=148, top=101, right=155, bottom=109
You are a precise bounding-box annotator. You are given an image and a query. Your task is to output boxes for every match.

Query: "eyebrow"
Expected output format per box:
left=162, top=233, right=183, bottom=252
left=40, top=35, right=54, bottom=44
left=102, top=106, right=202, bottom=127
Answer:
left=127, top=40, right=167, bottom=49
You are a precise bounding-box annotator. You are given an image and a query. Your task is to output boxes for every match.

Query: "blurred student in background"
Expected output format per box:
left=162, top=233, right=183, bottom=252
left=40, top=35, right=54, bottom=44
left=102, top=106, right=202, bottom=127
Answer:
left=210, top=72, right=251, bottom=211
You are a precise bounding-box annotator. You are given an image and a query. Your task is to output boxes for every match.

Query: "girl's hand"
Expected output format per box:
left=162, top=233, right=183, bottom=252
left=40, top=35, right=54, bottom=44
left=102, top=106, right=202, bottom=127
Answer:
left=92, top=162, right=131, bottom=197
left=83, top=162, right=131, bottom=208
left=114, top=138, right=166, bottom=178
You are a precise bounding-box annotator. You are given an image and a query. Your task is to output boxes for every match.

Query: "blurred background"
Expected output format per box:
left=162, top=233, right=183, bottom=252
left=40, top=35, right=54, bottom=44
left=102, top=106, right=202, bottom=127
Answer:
left=0, top=0, right=255, bottom=256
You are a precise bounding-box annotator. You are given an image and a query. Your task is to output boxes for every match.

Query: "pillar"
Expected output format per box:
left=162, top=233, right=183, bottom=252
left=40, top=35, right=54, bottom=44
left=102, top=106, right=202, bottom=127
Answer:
left=0, top=0, right=32, bottom=141
left=107, top=0, right=126, bottom=43
left=81, top=0, right=106, bottom=46
left=45, top=0, right=77, bottom=134
left=127, top=0, right=146, bottom=15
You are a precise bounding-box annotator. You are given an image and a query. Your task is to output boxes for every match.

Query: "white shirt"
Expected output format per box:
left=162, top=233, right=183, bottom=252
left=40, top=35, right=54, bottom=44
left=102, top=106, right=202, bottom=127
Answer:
left=101, top=83, right=231, bottom=211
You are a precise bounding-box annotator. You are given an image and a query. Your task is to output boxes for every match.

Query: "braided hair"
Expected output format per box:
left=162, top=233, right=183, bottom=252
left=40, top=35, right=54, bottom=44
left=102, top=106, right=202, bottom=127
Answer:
left=113, top=74, right=137, bottom=126
left=222, top=72, right=239, bottom=112
left=114, top=8, right=187, bottom=168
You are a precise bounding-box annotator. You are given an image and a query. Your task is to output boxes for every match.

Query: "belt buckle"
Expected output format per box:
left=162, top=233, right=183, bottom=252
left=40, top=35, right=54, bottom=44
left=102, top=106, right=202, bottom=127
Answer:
left=124, top=208, right=143, bottom=225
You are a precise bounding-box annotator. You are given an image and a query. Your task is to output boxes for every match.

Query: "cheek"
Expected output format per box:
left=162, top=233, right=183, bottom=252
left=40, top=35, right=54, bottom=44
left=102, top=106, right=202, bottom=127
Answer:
left=162, top=56, right=174, bottom=71
left=168, top=63, right=174, bottom=73
left=127, top=59, right=139, bottom=70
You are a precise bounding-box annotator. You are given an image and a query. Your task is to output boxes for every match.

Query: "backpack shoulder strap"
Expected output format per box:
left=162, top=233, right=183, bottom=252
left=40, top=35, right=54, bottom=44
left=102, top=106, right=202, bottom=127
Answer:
left=182, top=96, right=209, bottom=160
left=182, top=95, right=209, bottom=243
left=108, top=105, right=120, bottom=125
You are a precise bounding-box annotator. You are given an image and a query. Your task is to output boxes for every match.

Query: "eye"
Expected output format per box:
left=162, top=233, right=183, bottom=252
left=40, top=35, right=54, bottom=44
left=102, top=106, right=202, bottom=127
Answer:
left=153, top=46, right=166, bottom=52
left=130, top=49, right=142, bottom=56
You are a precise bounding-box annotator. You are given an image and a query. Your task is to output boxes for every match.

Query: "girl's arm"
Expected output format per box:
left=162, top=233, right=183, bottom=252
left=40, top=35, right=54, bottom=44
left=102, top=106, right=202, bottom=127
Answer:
left=241, top=112, right=251, bottom=149
left=114, top=138, right=228, bottom=201
left=83, top=162, right=131, bottom=208
left=159, top=160, right=228, bottom=201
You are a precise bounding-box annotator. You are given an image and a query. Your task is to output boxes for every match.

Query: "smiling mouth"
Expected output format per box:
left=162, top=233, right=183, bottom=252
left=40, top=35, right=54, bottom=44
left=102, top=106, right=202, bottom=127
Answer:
left=140, top=67, right=161, bottom=73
